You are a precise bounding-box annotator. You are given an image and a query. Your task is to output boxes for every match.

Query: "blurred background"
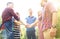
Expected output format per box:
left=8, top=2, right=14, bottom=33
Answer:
left=0, top=0, right=60, bottom=39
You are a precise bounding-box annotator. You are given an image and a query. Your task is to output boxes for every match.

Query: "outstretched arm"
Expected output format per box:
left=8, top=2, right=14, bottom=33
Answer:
left=20, top=20, right=26, bottom=26
left=30, top=16, right=42, bottom=28
left=25, top=20, right=39, bottom=28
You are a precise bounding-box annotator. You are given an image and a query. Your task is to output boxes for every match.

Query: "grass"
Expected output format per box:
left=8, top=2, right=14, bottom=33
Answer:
left=56, top=38, right=60, bottom=39
left=56, top=9, right=60, bottom=38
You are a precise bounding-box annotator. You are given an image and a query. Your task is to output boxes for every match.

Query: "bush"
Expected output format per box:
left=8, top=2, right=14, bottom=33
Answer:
left=56, top=8, right=60, bottom=38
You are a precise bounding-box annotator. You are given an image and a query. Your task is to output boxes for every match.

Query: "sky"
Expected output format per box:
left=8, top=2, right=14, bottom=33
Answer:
left=0, top=0, right=60, bottom=22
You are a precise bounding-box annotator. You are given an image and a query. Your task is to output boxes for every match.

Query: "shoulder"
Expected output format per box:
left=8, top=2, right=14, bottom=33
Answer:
left=32, top=16, right=36, bottom=20
left=6, top=8, right=13, bottom=11
left=45, top=2, right=57, bottom=12
left=46, top=2, right=56, bottom=9
left=45, top=2, right=53, bottom=8
left=33, top=16, right=36, bottom=18
left=2, top=8, right=10, bottom=13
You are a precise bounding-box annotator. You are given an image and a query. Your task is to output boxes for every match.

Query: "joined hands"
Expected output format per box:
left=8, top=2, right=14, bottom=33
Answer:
left=25, top=24, right=33, bottom=28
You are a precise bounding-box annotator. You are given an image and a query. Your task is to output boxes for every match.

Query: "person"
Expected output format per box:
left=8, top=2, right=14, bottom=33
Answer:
left=37, top=11, right=44, bottom=39
left=25, top=8, right=36, bottom=39
left=12, top=12, right=20, bottom=39
left=13, top=12, right=25, bottom=39
left=1, top=2, right=20, bottom=39
left=28, top=11, right=43, bottom=39
left=41, top=0, right=57, bottom=39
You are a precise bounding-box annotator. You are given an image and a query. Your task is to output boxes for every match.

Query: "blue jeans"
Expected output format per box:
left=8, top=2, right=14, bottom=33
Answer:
left=2, top=30, right=14, bottom=39
left=2, top=20, right=14, bottom=39
left=26, top=30, right=36, bottom=39
left=2, top=30, right=7, bottom=39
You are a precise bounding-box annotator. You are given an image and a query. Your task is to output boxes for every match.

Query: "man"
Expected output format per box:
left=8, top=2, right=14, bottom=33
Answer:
left=41, top=0, right=57, bottom=39
left=1, top=2, right=19, bottom=39
left=25, top=8, right=36, bottom=39
left=28, top=11, right=43, bottom=39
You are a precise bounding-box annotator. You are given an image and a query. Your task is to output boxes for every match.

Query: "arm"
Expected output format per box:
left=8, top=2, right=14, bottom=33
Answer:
left=25, top=17, right=38, bottom=28
left=25, top=20, right=39, bottom=28
left=30, top=16, right=42, bottom=27
left=20, top=20, right=26, bottom=26
left=9, top=9, right=20, bottom=20
left=30, top=20, right=38, bottom=27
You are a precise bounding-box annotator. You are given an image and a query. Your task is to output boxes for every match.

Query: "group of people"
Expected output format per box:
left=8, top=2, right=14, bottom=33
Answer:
left=0, top=0, right=57, bottom=39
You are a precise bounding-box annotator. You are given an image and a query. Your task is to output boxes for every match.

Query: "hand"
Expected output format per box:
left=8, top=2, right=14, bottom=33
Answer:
left=0, top=30, right=2, bottom=33
left=25, top=24, right=30, bottom=28
left=25, top=24, right=32, bottom=28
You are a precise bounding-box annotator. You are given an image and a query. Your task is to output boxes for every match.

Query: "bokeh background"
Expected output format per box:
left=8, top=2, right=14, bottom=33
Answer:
left=0, top=0, right=60, bottom=39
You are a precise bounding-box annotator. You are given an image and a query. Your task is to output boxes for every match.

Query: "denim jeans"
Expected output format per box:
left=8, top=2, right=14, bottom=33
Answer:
left=2, top=30, right=8, bottom=39
left=2, top=20, right=14, bottom=39
left=2, top=29, right=14, bottom=39
left=26, top=30, right=36, bottom=39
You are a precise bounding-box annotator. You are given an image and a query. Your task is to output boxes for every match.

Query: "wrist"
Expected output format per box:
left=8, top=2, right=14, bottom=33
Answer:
left=52, top=25, right=56, bottom=28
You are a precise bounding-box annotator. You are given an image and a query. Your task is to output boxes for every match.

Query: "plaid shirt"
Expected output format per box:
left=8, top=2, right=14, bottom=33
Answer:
left=42, top=2, right=56, bottom=30
left=1, top=8, right=19, bottom=29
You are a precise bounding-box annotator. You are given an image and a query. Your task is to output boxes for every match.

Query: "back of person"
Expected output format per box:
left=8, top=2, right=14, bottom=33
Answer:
left=1, top=2, right=19, bottom=39
left=41, top=0, right=57, bottom=39
left=2, top=8, right=12, bottom=23
left=13, top=22, right=20, bottom=39
left=12, top=13, right=20, bottom=39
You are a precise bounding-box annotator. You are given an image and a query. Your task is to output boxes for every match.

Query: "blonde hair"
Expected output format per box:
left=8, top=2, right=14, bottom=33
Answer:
left=38, top=11, right=42, bottom=17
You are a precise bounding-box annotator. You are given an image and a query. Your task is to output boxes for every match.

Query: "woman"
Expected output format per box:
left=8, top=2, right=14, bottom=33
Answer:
left=13, top=12, right=20, bottom=39
left=38, top=11, right=44, bottom=39
left=13, top=12, right=25, bottom=39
